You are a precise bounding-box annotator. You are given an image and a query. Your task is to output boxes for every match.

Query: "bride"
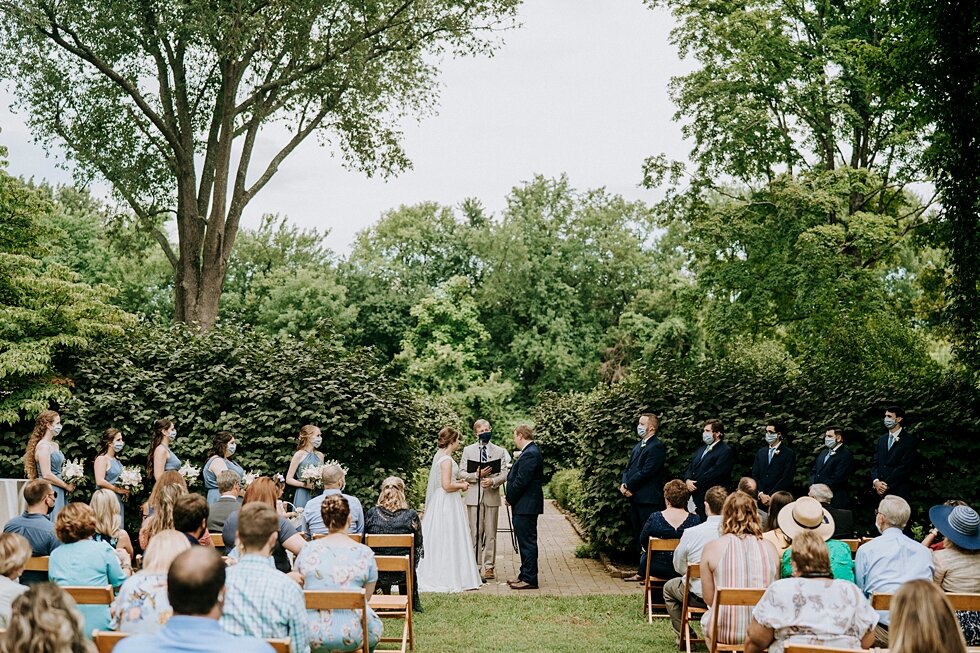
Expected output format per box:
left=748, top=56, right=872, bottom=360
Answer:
left=416, top=427, right=482, bottom=592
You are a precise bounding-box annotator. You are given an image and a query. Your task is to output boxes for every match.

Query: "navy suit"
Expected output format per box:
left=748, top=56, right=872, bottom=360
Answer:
left=870, top=429, right=917, bottom=502
left=621, top=435, right=667, bottom=549
left=506, top=441, right=544, bottom=586
left=683, top=440, right=734, bottom=519
left=750, top=443, right=797, bottom=499
left=810, top=445, right=854, bottom=508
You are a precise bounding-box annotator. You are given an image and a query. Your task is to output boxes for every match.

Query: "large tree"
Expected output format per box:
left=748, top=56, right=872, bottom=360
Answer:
left=0, top=0, right=519, bottom=328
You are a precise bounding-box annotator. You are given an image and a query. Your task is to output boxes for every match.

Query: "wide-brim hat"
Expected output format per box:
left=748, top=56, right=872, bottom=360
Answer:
left=777, top=496, right=835, bottom=542
left=930, top=504, right=980, bottom=551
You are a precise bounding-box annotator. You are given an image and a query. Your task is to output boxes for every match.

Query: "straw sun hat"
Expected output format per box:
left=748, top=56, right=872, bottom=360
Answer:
left=777, top=496, right=835, bottom=541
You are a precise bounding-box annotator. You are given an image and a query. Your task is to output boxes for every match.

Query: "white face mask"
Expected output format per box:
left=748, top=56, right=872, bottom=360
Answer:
left=824, top=436, right=837, bottom=449
left=226, top=442, right=237, bottom=456
left=702, top=431, right=714, bottom=445
left=168, top=429, right=177, bottom=442
left=113, top=441, right=125, bottom=453
left=51, top=423, right=63, bottom=436
left=312, top=436, right=322, bottom=449
left=764, top=431, right=778, bottom=445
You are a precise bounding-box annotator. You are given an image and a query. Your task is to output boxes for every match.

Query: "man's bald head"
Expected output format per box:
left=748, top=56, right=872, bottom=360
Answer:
left=168, top=547, right=225, bottom=616
left=321, top=463, right=346, bottom=488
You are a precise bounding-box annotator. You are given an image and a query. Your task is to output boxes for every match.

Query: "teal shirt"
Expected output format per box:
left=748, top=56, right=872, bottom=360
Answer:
left=49, top=538, right=126, bottom=638
left=781, top=539, right=855, bottom=583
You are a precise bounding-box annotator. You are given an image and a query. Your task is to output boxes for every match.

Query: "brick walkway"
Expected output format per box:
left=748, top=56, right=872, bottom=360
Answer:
left=473, top=501, right=641, bottom=596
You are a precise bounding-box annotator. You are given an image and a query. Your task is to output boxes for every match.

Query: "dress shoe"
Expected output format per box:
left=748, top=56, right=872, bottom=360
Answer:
left=483, top=568, right=496, bottom=580
left=509, top=580, right=538, bottom=590
left=506, top=578, right=520, bottom=587
left=624, top=574, right=644, bottom=582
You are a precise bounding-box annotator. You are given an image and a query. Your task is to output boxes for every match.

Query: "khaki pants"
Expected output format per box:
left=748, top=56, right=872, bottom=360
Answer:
left=467, top=504, right=499, bottom=570
left=664, top=575, right=706, bottom=637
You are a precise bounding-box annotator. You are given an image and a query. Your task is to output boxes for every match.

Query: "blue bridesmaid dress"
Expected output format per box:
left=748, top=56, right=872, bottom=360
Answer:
left=293, top=450, right=321, bottom=509
left=104, top=457, right=125, bottom=523
left=37, top=448, right=66, bottom=521
left=203, top=456, right=244, bottom=504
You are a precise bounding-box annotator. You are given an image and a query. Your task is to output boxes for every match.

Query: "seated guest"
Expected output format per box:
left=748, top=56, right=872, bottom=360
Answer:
left=808, top=483, right=854, bottom=539
left=114, top=548, right=275, bottom=653
left=141, top=470, right=187, bottom=519
left=220, top=503, right=310, bottom=653
left=889, top=578, right=968, bottom=653
left=700, top=491, right=779, bottom=650
left=0, top=533, right=31, bottom=627
left=296, top=495, right=382, bottom=653
left=302, top=463, right=365, bottom=536
left=139, top=482, right=185, bottom=548
left=111, top=530, right=191, bottom=634
left=738, top=477, right=767, bottom=525
left=4, top=583, right=95, bottom=652
left=922, top=499, right=969, bottom=550
left=855, top=495, right=934, bottom=647
left=2, top=479, right=60, bottom=585
left=48, top=502, right=129, bottom=638
left=777, top=496, right=854, bottom=582
left=91, top=488, right=134, bottom=560
left=208, top=471, right=242, bottom=534
left=628, top=479, right=700, bottom=582
left=761, top=491, right=794, bottom=556
left=173, top=493, right=210, bottom=546
left=663, top=486, right=727, bottom=642
left=745, top=529, right=877, bottom=653
left=222, top=477, right=306, bottom=573
left=927, top=503, right=980, bottom=645
left=365, top=476, right=424, bottom=611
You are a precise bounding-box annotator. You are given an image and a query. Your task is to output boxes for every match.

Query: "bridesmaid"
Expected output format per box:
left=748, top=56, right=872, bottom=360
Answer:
left=285, top=425, right=323, bottom=509
left=146, top=418, right=181, bottom=483
left=24, top=410, right=74, bottom=521
left=94, top=428, right=129, bottom=523
left=203, top=431, right=244, bottom=504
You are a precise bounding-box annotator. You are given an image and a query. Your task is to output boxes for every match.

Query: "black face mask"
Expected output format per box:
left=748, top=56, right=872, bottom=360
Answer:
left=479, top=432, right=492, bottom=444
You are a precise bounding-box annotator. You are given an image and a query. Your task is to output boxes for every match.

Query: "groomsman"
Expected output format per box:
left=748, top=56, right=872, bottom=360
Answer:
left=810, top=426, right=854, bottom=508
left=506, top=425, right=544, bottom=590
left=459, top=419, right=511, bottom=581
left=619, top=412, right=666, bottom=554
left=871, top=406, right=917, bottom=502
left=750, top=419, right=797, bottom=510
left=683, top=419, right=734, bottom=520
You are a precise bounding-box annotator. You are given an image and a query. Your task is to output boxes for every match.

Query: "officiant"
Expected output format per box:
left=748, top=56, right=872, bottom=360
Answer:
left=459, top=419, right=511, bottom=581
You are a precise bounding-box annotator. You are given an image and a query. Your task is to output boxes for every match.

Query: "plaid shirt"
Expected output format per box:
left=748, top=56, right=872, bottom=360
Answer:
left=219, top=555, right=310, bottom=653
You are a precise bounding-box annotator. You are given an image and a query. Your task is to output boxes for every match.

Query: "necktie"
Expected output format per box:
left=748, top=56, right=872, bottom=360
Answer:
left=768, top=448, right=775, bottom=464
left=480, top=446, right=487, bottom=463
left=887, top=435, right=894, bottom=451
left=700, top=445, right=710, bottom=461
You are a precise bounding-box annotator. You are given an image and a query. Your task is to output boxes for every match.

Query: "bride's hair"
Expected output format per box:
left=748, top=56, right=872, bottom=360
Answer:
left=437, top=427, right=460, bottom=449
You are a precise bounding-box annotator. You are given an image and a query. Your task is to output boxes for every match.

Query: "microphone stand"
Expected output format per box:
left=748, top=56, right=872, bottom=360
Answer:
left=474, top=445, right=484, bottom=566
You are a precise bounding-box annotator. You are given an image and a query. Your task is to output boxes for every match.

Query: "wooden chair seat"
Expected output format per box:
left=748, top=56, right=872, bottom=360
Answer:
left=709, top=587, right=767, bottom=653
left=62, top=585, right=114, bottom=605
left=373, top=555, right=413, bottom=652
left=838, top=539, right=860, bottom=555
left=643, top=537, right=681, bottom=622
left=303, top=589, right=370, bottom=653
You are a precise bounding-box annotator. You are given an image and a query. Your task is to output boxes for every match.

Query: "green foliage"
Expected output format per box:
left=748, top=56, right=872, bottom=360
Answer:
left=575, top=358, right=980, bottom=553
left=0, top=154, right=133, bottom=424
left=28, top=324, right=450, bottom=523
left=549, top=468, right=584, bottom=518
left=531, top=391, right=588, bottom=476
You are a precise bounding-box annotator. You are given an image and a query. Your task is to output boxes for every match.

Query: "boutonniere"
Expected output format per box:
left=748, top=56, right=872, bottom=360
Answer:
left=773, top=449, right=781, bottom=456
left=892, top=435, right=900, bottom=443
left=827, top=449, right=836, bottom=457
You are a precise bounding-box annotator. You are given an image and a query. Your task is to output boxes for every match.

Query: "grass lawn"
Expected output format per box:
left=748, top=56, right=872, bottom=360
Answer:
left=382, top=593, right=676, bottom=653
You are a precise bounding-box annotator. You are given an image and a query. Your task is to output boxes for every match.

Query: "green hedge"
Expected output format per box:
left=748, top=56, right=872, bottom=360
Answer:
left=549, top=467, right=585, bottom=518
left=572, top=359, right=980, bottom=554
left=1, top=324, right=455, bottom=532
left=531, top=391, right=587, bottom=480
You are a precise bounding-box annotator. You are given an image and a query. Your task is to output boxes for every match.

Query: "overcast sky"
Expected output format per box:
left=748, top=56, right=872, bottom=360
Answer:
left=0, top=1, right=692, bottom=254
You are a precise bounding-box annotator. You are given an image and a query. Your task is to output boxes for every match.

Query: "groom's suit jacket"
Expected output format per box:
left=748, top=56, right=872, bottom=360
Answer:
left=459, top=441, right=511, bottom=507
left=506, top=442, right=544, bottom=516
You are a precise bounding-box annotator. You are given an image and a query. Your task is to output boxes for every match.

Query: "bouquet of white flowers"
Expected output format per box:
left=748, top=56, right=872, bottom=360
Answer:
left=118, top=466, right=143, bottom=493
left=178, top=462, right=201, bottom=486
left=299, top=464, right=323, bottom=489
left=61, top=458, right=84, bottom=488
left=241, top=470, right=259, bottom=489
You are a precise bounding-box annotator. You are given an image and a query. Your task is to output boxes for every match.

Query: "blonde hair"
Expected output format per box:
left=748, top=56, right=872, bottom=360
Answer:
left=721, top=491, right=764, bottom=538
left=142, top=529, right=192, bottom=574
left=789, top=530, right=831, bottom=577
left=473, top=420, right=490, bottom=435
left=0, top=532, right=32, bottom=578
left=143, top=484, right=186, bottom=544
left=3, top=583, right=94, bottom=653
left=377, top=476, right=409, bottom=511
left=296, top=424, right=320, bottom=450
left=90, top=489, right=122, bottom=539
left=890, top=579, right=967, bottom=653
left=24, top=410, right=59, bottom=479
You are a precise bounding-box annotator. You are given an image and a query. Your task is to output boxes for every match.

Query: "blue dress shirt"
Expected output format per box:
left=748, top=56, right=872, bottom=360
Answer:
left=855, top=527, right=934, bottom=626
left=113, top=615, right=274, bottom=653
left=302, top=489, right=365, bottom=536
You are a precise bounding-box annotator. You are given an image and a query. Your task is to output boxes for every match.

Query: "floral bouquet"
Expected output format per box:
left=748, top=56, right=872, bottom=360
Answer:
left=299, top=464, right=323, bottom=489
left=62, top=458, right=85, bottom=489
left=118, top=466, right=144, bottom=493
left=178, top=462, right=201, bottom=486
left=241, top=470, right=259, bottom=489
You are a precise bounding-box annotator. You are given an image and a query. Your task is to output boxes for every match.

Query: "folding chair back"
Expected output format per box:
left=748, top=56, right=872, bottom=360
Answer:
left=872, top=591, right=980, bottom=612
left=371, top=555, right=414, bottom=652
left=838, top=539, right=860, bottom=554
left=709, top=588, right=767, bottom=653
left=313, top=532, right=363, bottom=543
left=303, top=589, right=370, bottom=653
left=643, top=537, right=680, bottom=622
left=365, top=534, right=414, bottom=549
left=681, top=564, right=708, bottom=653
left=211, top=533, right=225, bottom=548
left=785, top=646, right=876, bottom=653
left=265, top=637, right=292, bottom=653
left=25, top=556, right=49, bottom=572
left=62, top=585, right=114, bottom=605
left=93, top=630, right=128, bottom=653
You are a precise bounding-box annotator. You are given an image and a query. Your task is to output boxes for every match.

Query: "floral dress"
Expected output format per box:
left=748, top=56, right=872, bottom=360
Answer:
left=110, top=572, right=173, bottom=634
left=295, top=539, right=383, bottom=653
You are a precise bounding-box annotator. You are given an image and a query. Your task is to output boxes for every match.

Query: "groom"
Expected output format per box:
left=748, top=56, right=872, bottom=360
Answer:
left=505, top=424, right=544, bottom=590
left=459, top=419, right=511, bottom=581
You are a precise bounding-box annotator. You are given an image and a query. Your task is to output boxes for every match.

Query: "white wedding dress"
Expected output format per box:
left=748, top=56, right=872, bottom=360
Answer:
left=415, top=452, right=482, bottom=592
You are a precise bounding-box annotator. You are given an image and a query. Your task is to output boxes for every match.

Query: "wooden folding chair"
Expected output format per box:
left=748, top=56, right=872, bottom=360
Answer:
left=680, top=564, right=708, bottom=653
left=365, top=534, right=415, bottom=601
left=304, top=589, right=370, bottom=653
left=265, top=637, right=292, bottom=653
left=93, top=630, right=128, bottom=653
left=313, top=532, right=364, bottom=543
left=25, top=556, right=49, bottom=572
left=785, top=646, right=873, bottom=653
left=370, top=555, right=413, bottom=652
left=838, top=539, right=860, bottom=555
left=643, top=537, right=680, bottom=622
left=62, top=585, right=114, bottom=605
left=708, top=588, right=767, bottom=653
left=211, top=533, right=225, bottom=548
left=873, top=591, right=980, bottom=612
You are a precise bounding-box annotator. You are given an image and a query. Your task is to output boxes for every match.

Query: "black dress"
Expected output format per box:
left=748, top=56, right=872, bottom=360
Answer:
left=364, top=506, right=423, bottom=611
left=636, top=511, right=701, bottom=578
